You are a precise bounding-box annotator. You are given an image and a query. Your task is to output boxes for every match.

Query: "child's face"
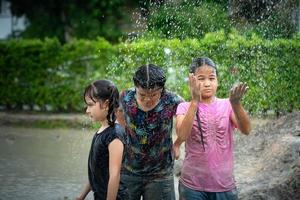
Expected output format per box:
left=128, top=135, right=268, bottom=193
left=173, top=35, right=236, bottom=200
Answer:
left=135, top=86, right=163, bottom=111
left=194, top=65, right=218, bottom=101
left=85, top=96, right=108, bottom=122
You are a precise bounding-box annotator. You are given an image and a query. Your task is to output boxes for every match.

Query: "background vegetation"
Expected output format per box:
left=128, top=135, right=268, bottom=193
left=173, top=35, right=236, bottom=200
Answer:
left=6, top=0, right=299, bottom=42
left=1, top=31, right=299, bottom=115
left=1, top=0, right=299, bottom=115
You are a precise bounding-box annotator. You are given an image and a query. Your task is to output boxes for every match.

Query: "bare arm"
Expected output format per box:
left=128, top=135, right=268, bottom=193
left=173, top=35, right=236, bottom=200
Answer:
left=176, top=100, right=198, bottom=141
left=107, top=139, right=124, bottom=200
left=173, top=136, right=185, bottom=160
left=176, top=74, right=201, bottom=141
left=76, top=181, right=91, bottom=200
left=230, top=83, right=251, bottom=135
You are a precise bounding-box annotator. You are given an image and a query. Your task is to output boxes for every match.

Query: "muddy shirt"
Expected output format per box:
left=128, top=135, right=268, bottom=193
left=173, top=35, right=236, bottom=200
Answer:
left=176, top=98, right=237, bottom=192
left=88, top=124, right=128, bottom=199
left=120, top=89, right=183, bottom=177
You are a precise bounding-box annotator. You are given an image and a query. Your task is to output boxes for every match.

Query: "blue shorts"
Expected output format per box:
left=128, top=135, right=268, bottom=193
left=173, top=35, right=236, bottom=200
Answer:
left=179, top=182, right=238, bottom=200
left=121, top=173, right=175, bottom=200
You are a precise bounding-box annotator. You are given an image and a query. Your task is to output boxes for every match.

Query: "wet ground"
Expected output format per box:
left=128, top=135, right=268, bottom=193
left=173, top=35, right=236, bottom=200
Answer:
left=0, top=126, right=94, bottom=200
left=1, top=111, right=299, bottom=200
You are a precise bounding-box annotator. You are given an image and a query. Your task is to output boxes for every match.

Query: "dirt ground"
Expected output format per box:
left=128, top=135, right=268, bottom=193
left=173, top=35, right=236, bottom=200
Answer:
left=234, top=111, right=300, bottom=200
left=1, top=111, right=299, bottom=200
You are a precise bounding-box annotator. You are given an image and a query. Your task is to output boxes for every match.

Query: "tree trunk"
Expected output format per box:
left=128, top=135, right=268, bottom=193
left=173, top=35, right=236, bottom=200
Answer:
left=60, top=10, right=73, bottom=42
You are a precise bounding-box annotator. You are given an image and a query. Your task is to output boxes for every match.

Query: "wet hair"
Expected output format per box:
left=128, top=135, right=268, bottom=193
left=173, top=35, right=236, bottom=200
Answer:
left=133, top=64, right=166, bottom=90
left=190, top=57, right=218, bottom=75
left=190, top=57, right=218, bottom=151
left=84, top=80, right=119, bottom=126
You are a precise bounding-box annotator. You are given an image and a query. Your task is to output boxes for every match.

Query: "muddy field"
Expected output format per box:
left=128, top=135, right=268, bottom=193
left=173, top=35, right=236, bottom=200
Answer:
left=1, top=111, right=299, bottom=199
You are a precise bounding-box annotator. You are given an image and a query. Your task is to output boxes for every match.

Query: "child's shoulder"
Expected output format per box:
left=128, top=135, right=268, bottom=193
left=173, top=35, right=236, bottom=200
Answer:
left=177, top=101, right=191, bottom=110
left=114, top=123, right=125, bottom=133
left=178, top=101, right=190, bottom=106
left=121, top=88, right=134, bottom=95
left=177, top=98, right=230, bottom=107
left=163, top=90, right=184, bottom=103
left=120, top=88, right=135, bottom=101
left=110, top=124, right=126, bottom=143
left=164, top=90, right=179, bottom=97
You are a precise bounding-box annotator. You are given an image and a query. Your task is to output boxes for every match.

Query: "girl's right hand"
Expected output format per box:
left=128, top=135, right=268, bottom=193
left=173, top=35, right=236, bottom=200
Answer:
left=189, top=73, right=201, bottom=102
left=229, top=82, right=248, bottom=105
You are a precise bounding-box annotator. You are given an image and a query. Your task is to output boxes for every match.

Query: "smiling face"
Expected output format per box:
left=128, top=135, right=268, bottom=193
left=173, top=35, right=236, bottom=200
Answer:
left=135, top=86, right=163, bottom=111
left=194, top=65, right=218, bottom=102
left=85, top=96, right=108, bottom=123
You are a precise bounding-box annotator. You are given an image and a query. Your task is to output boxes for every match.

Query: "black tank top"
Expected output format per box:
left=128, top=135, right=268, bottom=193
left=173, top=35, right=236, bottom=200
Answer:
left=88, top=124, right=128, bottom=200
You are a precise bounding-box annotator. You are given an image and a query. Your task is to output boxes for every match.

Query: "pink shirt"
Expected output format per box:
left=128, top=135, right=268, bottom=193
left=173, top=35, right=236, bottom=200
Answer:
left=176, top=98, right=236, bottom=192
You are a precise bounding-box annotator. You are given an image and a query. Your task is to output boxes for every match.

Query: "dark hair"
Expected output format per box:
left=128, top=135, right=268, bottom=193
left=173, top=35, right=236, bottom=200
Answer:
left=133, top=64, right=166, bottom=90
left=190, top=57, right=218, bottom=75
left=190, top=57, right=217, bottom=151
left=84, top=80, right=119, bottom=126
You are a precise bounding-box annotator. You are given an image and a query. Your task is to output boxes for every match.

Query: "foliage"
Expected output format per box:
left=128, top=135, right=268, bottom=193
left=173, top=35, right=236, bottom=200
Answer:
left=146, top=1, right=230, bottom=39
left=138, top=0, right=298, bottom=40
left=0, top=37, right=117, bottom=111
left=0, top=32, right=299, bottom=115
left=8, top=0, right=125, bottom=42
left=229, top=0, right=299, bottom=39
left=7, top=0, right=298, bottom=42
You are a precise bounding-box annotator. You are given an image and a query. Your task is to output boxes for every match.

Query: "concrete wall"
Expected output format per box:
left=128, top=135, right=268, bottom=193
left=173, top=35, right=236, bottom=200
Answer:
left=0, top=0, right=25, bottom=39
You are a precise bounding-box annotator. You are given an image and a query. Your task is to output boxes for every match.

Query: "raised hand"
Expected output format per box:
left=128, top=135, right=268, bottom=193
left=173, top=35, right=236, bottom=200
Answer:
left=229, top=82, right=248, bottom=105
left=189, top=73, right=201, bottom=102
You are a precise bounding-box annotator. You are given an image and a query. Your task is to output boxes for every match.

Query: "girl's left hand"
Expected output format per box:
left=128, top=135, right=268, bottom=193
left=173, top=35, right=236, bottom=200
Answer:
left=173, top=143, right=181, bottom=160
left=229, top=82, right=248, bottom=105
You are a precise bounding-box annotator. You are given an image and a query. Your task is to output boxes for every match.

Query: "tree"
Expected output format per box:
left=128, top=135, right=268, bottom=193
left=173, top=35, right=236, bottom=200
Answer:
left=229, top=0, right=299, bottom=38
left=144, top=0, right=230, bottom=39
left=8, top=0, right=125, bottom=42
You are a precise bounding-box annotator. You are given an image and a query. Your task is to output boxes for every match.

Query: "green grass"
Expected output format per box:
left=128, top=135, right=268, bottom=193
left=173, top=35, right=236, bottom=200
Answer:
left=1, top=119, right=98, bottom=130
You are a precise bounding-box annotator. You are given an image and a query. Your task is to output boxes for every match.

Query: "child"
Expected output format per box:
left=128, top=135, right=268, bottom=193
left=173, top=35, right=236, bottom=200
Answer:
left=117, top=64, right=183, bottom=200
left=176, top=57, right=251, bottom=200
left=76, top=80, right=128, bottom=200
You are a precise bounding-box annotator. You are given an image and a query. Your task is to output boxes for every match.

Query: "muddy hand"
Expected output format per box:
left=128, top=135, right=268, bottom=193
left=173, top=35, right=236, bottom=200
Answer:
left=230, top=82, right=248, bottom=105
left=189, top=73, right=201, bottom=102
left=173, top=144, right=180, bottom=160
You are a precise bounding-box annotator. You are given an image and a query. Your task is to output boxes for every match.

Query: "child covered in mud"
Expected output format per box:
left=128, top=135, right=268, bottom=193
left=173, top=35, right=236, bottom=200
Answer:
left=176, top=57, right=251, bottom=200
left=117, top=64, right=183, bottom=200
left=76, top=80, right=128, bottom=200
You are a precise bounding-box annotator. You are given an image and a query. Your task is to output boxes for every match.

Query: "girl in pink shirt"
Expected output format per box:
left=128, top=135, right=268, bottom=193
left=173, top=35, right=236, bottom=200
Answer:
left=176, top=57, right=251, bottom=200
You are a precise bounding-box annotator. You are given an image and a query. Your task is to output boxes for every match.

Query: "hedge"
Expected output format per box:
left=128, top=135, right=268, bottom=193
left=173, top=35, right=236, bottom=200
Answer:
left=0, top=31, right=299, bottom=114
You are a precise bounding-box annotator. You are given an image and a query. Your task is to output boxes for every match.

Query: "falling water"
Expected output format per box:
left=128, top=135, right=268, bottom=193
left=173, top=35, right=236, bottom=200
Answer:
left=146, top=64, right=150, bottom=88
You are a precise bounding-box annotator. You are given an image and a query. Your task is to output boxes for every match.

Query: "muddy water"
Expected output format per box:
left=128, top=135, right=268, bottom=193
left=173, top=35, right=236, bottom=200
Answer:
left=0, top=126, right=181, bottom=200
left=0, top=126, right=94, bottom=200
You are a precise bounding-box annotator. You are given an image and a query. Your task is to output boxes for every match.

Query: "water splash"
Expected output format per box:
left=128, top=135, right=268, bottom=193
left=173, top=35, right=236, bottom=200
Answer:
left=146, top=64, right=150, bottom=88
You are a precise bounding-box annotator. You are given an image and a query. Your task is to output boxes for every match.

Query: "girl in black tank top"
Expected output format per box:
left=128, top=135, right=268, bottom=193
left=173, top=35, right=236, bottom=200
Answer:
left=76, top=80, right=128, bottom=200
